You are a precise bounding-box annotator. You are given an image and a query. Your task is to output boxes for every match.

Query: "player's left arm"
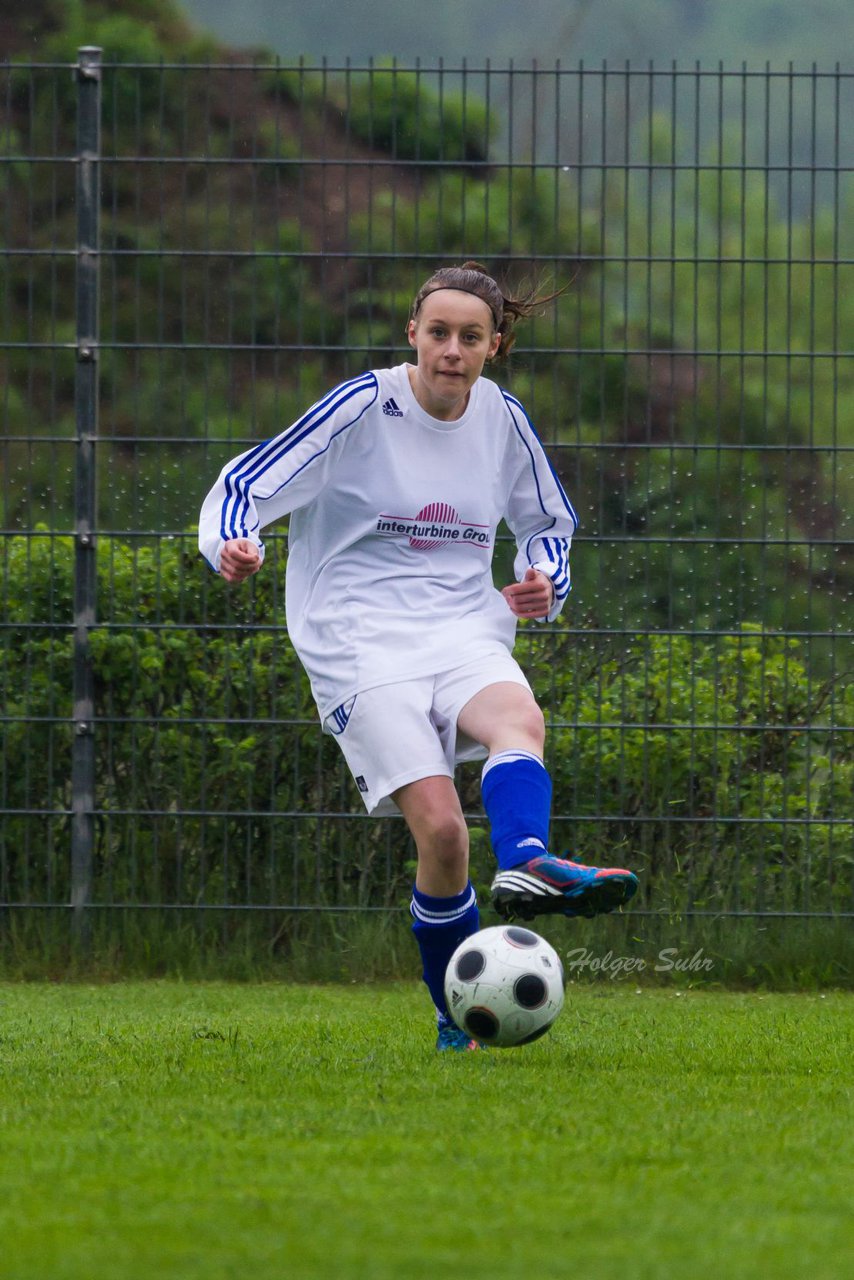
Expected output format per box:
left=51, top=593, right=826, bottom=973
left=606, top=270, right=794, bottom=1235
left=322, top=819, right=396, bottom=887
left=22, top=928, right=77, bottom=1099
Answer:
left=500, top=397, right=579, bottom=623
left=501, top=567, right=555, bottom=620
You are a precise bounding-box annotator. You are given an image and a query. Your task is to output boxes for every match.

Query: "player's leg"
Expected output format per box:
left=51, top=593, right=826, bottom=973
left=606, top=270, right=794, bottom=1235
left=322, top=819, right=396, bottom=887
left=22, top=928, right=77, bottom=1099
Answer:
left=393, top=775, right=483, bottom=1050
left=457, top=681, right=638, bottom=920
left=457, top=681, right=550, bottom=867
left=323, top=684, right=482, bottom=1050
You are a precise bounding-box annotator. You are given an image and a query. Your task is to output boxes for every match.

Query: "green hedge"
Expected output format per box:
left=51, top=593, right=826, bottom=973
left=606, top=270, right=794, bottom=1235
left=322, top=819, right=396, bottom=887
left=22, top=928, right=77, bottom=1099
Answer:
left=2, top=533, right=851, bottom=917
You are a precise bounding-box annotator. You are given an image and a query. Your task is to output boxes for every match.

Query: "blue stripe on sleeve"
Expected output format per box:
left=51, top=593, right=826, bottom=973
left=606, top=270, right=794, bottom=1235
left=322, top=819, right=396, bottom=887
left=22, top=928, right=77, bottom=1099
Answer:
left=542, top=536, right=570, bottom=598
left=220, top=372, right=378, bottom=541
left=500, top=392, right=577, bottom=585
left=500, top=390, right=579, bottom=531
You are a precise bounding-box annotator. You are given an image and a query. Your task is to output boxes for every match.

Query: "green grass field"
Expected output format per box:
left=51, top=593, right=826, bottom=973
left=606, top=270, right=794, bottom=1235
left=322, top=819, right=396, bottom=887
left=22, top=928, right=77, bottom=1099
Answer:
left=1, top=982, right=851, bottom=1280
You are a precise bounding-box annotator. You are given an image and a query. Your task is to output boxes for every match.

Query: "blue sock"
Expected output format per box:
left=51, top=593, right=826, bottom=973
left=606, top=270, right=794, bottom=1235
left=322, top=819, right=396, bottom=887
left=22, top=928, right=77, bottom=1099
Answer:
left=410, top=883, right=480, bottom=1025
left=481, top=750, right=552, bottom=870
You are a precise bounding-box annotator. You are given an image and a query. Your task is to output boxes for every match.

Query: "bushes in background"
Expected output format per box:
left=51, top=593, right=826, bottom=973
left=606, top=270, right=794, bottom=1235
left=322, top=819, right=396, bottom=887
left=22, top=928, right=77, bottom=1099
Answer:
left=3, top=533, right=850, bottom=916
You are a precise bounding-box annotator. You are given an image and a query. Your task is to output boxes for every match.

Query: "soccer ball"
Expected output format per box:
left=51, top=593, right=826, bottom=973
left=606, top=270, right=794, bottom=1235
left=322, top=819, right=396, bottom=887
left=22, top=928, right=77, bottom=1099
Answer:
left=444, top=925, right=565, bottom=1048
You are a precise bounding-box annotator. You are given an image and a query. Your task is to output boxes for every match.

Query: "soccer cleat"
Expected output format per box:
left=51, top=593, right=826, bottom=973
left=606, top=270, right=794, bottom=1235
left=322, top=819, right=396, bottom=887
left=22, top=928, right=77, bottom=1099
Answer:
left=436, top=1023, right=485, bottom=1052
left=491, top=853, right=638, bottom=921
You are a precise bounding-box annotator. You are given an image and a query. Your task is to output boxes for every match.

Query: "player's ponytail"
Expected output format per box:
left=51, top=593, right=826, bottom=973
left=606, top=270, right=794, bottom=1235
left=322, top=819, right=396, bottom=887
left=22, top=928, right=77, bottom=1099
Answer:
left=408, top=260, right=568, bottom=362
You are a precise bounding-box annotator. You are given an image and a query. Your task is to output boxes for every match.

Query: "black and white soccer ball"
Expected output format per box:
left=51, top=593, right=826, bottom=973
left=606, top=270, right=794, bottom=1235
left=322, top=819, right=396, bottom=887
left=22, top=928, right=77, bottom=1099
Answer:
left=444, top=925, right=565, bottom=1048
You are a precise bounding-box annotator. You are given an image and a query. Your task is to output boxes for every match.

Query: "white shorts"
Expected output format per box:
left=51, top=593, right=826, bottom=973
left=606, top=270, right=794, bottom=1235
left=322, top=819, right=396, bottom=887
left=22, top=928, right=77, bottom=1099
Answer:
left=322, top=650, right=532, bottom=816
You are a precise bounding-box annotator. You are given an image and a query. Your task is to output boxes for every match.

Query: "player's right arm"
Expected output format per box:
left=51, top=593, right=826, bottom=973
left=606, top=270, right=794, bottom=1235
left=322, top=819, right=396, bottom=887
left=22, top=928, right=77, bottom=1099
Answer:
left=198, top=372, right=378, bottom=576
left=219, top=537, right=261, bottom=583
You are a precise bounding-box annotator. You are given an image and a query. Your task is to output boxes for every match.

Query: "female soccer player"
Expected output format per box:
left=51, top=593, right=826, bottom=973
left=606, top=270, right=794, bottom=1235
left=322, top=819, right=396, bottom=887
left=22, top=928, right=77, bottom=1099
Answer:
left=199, top=262, right=637, bottom=1050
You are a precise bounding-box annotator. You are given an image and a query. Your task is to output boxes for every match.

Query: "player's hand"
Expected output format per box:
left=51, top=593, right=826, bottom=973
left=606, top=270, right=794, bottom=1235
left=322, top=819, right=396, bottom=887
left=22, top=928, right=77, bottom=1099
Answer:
left=219, top=538, right=262, bottom=584
left=501, top=568, right=555, bottom=619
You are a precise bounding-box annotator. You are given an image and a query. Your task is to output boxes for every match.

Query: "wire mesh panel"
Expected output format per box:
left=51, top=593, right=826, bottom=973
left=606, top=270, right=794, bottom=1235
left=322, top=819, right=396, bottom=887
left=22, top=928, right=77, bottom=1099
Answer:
left=2, top=61, right=78, bottom=909
left=1, top=56, right=851, bottom=922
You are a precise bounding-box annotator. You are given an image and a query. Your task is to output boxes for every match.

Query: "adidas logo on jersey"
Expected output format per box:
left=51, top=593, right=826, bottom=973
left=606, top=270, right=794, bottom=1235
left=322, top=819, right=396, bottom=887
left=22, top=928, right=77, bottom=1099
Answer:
left=381, top=397, right=404, bottom=417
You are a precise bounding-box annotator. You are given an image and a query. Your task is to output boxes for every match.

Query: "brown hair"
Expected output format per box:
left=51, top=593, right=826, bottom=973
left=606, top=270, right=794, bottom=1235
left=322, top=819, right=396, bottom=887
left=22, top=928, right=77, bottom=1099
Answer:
left=408, top=260, right=566, bottom=362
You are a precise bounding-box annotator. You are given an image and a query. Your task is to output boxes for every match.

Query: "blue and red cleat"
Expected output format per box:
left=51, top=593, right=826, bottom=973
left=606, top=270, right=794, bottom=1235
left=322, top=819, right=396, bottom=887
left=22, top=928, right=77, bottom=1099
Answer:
left=491, top=853, right=638, bottom=921
left=436, top=1022, right=484, bottom=1052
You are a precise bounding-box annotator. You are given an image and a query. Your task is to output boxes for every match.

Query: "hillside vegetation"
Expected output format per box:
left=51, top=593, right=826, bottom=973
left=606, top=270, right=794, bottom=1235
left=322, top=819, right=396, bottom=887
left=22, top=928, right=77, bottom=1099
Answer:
left=1, top=1, right=851, bottom=920
left=3, top=0, right=851, bottom=631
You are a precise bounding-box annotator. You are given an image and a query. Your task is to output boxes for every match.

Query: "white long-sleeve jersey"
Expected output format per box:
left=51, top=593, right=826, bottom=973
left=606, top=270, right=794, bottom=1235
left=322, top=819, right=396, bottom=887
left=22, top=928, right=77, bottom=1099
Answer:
left=198, top=363, right=578, bottom=720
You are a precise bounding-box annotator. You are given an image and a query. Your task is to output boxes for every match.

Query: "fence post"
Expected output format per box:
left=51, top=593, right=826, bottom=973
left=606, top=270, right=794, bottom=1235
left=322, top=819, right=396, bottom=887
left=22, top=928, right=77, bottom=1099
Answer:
left=71, top=46, right=101, bottom=940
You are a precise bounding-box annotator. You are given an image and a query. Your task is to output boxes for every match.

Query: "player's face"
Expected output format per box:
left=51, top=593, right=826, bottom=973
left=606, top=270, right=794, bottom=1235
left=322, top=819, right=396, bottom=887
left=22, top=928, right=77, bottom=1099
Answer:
left=407, top=289, right=501, bottom=420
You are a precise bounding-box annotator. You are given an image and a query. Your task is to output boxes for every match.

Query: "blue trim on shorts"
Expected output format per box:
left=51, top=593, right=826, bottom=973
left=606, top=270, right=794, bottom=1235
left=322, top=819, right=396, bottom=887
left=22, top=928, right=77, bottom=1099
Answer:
left=326, top=696, right=357, bottom=736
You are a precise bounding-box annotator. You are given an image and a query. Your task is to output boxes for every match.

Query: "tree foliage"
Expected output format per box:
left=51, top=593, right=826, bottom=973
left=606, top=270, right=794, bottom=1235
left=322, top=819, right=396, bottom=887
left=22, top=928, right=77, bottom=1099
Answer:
left=1, top=2, right=851, bottom=919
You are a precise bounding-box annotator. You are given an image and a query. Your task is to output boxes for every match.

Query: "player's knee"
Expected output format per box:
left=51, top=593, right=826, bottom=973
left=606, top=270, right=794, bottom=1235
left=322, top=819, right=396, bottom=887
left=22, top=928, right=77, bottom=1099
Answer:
left=419, top=808, right=469, bottom=870
left=510, top=699, right=545, bottom=752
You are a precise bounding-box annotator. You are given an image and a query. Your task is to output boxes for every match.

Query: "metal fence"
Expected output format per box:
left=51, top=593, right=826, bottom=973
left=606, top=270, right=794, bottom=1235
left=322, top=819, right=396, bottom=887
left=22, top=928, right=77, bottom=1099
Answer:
left=2, top=52, right=852, bottom=927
